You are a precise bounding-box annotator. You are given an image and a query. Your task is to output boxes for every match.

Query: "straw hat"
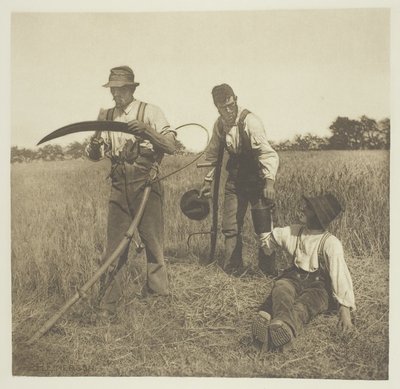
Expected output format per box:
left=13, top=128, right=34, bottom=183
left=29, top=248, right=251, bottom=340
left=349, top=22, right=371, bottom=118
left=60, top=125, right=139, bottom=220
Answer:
left=102, top=66, right=140, bottom=88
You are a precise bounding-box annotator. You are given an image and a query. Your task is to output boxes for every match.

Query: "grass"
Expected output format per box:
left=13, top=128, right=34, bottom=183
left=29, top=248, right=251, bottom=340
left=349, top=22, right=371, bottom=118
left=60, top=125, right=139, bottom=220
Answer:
left=11, top=150, right=389, bottom=378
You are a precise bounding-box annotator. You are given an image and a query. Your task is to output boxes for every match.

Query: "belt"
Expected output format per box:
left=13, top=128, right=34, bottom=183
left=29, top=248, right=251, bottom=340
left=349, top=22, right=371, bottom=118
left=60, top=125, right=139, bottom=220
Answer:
left=110, top=151, right=155, bottom=165
left=281, top=266, right=325, bottom=282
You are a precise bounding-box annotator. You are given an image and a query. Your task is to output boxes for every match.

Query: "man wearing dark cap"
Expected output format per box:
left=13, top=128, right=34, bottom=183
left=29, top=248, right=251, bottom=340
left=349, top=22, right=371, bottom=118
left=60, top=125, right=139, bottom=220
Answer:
left=199, top=83, right=279, bottom=276
left=86, top=66, right=176, bottom=317
left=252, top=193, right=355, bottom=352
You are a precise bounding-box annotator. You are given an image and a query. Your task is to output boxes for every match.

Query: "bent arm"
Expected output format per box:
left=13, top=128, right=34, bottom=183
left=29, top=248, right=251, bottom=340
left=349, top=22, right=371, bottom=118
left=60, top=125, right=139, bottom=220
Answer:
left=324, top=238, right=356, bottom=310
left=142, top=125, right=177, bottom=154
left=204, top=120, right=223, bottom=182
left=247, top=114, right=279, bottom=181
left=142, top=104, right=177, bottom=154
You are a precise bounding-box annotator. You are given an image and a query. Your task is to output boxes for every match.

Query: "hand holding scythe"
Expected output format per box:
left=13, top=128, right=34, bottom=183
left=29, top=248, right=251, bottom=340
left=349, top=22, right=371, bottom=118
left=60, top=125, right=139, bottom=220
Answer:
left=127, top=120, right=176, bottom=155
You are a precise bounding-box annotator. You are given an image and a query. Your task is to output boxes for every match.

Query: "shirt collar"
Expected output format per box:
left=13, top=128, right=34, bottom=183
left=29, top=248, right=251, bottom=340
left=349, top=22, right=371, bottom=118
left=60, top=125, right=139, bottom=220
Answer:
left=117, top=99, right=136, bottom=115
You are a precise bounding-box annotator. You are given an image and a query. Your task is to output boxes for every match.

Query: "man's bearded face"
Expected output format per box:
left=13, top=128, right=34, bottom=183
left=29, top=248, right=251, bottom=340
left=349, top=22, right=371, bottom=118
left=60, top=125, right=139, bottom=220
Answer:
left=110, top=86, right=134, bottom=109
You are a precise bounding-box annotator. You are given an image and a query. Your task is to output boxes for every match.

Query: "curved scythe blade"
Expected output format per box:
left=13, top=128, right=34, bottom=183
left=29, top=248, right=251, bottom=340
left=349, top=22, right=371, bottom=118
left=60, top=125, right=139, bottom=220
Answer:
left=37, top=120, right=131, bottom=145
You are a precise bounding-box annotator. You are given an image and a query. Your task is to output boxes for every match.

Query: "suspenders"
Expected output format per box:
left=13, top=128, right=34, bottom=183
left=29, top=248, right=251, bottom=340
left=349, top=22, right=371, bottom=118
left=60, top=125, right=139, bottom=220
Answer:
left=220, top=108, right=251, bottom=154
left=236, top=109, right=251, bottom=155
left=136, top=102, right=147, bottom=122
left=317, top=231, right=332, bottom=270
left=105, top=101, right=148, bottom=160
left=293, top=227, right=331, bottom=270
left=105, top=101, right=147, bottom=122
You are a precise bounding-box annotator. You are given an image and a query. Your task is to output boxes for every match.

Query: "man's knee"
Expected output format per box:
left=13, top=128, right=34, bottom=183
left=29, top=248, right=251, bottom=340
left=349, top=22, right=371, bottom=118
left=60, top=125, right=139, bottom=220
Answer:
left=301, top=288, right=329, bottom=313
left=272, top=278, right=296, bottom=296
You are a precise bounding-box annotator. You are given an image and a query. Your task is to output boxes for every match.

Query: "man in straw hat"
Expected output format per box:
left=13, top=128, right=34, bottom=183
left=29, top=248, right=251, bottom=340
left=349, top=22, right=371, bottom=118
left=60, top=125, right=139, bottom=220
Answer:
left=199, top=83, right=279, bottom=276
left=86, top=66, right=176, bottom=318
left=252, top=193, right=355, bottom=352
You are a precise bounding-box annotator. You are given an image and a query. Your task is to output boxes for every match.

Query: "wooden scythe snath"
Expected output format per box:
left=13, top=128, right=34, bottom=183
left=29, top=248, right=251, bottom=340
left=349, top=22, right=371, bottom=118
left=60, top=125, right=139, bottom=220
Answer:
left=29, top=120, right=211, bottom=343
left=208, top=143, right=224, bottom=264
left=28, top=185, right=152, bottom=344
left=189, top=142, right=225, bottom=264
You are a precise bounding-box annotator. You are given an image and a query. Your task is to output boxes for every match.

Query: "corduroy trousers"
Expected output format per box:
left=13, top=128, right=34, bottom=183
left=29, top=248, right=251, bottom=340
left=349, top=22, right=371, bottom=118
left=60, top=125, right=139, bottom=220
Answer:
left=99, top=160, right=168, bottom=313
left=260, top=268, right=330, bottom=336
left=222, top=177, right=276, bottom=275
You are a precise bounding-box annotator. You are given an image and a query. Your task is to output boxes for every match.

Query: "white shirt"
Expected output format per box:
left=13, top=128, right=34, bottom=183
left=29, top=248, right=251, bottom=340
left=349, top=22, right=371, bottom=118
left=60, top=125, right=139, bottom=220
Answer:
left=204, top=107, right=279, bottom=182
left=260, top=224, right=356, bottom=310
left=97, top=99, right=173, bottom=156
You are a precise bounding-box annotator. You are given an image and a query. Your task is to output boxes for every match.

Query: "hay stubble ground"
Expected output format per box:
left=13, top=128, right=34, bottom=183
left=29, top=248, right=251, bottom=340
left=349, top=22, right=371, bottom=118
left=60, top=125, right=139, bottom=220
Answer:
left=11, top=151, right=389, bottom=378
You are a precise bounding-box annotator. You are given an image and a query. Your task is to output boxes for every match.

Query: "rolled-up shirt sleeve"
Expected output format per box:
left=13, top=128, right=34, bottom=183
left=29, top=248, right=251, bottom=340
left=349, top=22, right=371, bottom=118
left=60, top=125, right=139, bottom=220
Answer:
left=246, top=114, right=279, bottom=181
left=324, top=237, right=356, bottom=310
left=144, top=104, right=176, bottom=135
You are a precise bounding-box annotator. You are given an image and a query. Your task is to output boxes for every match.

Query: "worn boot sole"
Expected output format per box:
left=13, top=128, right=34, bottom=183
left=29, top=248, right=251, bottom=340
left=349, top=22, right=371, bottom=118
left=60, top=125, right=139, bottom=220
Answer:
left=269, top=319, right=293, bottom=348
left=252, top=311, right=271, bottom=351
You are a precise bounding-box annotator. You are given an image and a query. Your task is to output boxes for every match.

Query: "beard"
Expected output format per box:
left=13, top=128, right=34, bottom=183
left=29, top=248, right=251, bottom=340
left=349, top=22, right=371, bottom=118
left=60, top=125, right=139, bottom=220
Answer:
left=113, top=95, right=133, bottom=109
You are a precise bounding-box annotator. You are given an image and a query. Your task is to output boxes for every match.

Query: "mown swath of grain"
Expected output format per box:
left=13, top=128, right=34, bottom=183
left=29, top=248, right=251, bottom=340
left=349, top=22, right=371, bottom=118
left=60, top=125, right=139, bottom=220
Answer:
left=11, top=150, right=389, bottom=378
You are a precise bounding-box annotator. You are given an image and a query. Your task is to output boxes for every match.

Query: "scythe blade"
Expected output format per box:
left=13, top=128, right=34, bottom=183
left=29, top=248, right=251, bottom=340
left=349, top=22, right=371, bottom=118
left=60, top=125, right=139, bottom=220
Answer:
left=37, top=120, right=132, bottom=145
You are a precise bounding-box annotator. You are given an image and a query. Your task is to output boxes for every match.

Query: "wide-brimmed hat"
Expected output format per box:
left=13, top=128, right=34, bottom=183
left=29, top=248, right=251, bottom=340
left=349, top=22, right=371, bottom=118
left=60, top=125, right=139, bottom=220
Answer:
left=303, top=193, right=343, bottom=229
left=180, top=189, right=210, bottom=221
left=102, top=66, right=140, bottom=88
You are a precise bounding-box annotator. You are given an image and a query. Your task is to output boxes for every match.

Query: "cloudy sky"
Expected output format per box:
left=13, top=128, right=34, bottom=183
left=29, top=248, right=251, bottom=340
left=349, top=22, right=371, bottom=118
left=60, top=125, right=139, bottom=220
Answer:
left=10, top=7, right=390, bottom=149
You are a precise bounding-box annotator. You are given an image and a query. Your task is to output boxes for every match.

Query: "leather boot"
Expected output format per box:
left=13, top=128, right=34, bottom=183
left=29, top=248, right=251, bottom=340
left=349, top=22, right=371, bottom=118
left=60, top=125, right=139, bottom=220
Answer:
left=147, top=263, right=169, bottom=296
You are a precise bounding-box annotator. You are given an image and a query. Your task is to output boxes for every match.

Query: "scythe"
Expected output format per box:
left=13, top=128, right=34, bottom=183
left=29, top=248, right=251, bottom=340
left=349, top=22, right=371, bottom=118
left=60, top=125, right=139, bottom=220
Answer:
left=28, top=184, right=152, bottom=344
left=187, top=142, right=225, bottom=264
left=29, top=120, right=210, bottom=343
left=37, top=120, right=131, bottom=145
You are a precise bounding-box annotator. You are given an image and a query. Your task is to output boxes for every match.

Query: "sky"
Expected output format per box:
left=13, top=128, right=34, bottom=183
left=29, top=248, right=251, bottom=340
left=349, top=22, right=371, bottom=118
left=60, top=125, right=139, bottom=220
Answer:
left=10, top=8, right=390, bottom=149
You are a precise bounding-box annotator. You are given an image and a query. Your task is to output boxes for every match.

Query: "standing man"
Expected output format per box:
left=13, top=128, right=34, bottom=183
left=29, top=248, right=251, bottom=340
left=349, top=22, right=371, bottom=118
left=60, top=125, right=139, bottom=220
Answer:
left=86, top=66, right=176, bottom=318
left=199, top=84, right=279, bottom=276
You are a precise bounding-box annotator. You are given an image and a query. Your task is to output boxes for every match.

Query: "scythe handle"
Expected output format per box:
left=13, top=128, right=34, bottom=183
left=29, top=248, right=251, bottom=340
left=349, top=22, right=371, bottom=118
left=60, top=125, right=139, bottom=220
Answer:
left=197, top=162, right=216, bottom=168
left=207, top=143, right=224, bottom=264
left=28, top=185, right=152, bottom=344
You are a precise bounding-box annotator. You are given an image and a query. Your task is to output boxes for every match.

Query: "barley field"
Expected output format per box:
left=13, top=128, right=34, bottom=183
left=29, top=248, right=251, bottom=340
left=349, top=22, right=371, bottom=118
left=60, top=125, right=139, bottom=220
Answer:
left=11, top=150, right=389, bottom=378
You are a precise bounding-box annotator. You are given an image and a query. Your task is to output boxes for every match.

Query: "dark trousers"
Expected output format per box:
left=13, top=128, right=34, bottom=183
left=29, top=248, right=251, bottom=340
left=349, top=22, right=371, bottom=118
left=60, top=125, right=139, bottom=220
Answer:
left=222, top=177, right=275, bottom=273
left=260, top=268, right=329, bottom=336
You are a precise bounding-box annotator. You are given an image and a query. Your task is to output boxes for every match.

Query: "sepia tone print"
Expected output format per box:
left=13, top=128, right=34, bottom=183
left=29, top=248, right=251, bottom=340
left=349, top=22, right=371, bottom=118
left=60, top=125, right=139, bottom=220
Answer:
left=10, top=10, right=389, bottom=379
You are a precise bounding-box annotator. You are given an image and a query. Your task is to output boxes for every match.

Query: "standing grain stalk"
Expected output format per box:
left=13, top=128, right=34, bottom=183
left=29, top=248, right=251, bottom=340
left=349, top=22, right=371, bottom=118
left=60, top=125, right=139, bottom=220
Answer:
left=27, top=185, right=152, bottom=344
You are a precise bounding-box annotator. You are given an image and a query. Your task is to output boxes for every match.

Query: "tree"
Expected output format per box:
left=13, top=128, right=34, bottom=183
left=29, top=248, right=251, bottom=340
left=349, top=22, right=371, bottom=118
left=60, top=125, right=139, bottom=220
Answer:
left=38, top=144, right=64, bottom=161
left=174, top=139, right=189, bottom=155
left=359, top=115, right=384, bottom=149
left=328, top=116, right=364, bottom=149
left=378, top=118, right=390, bottom=149
left=328, top=116, right=390, bottom=150
left=292, top=133, right=329, bottom=151
left=65, top=140, right=89, bottom=159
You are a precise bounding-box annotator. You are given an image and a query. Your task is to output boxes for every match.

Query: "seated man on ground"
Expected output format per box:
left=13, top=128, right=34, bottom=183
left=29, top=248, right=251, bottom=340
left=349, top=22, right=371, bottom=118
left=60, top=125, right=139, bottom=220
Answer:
left=252, top=193, right=355, bottom=352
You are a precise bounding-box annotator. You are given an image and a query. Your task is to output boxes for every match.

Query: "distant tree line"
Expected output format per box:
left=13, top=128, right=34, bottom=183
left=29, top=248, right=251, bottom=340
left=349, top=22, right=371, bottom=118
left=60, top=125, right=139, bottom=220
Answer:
left=271, top=116, right=390, bottom=151
left=11, top=115, right=390, bottom=162
left=11, top=140, right=90, bottom=163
